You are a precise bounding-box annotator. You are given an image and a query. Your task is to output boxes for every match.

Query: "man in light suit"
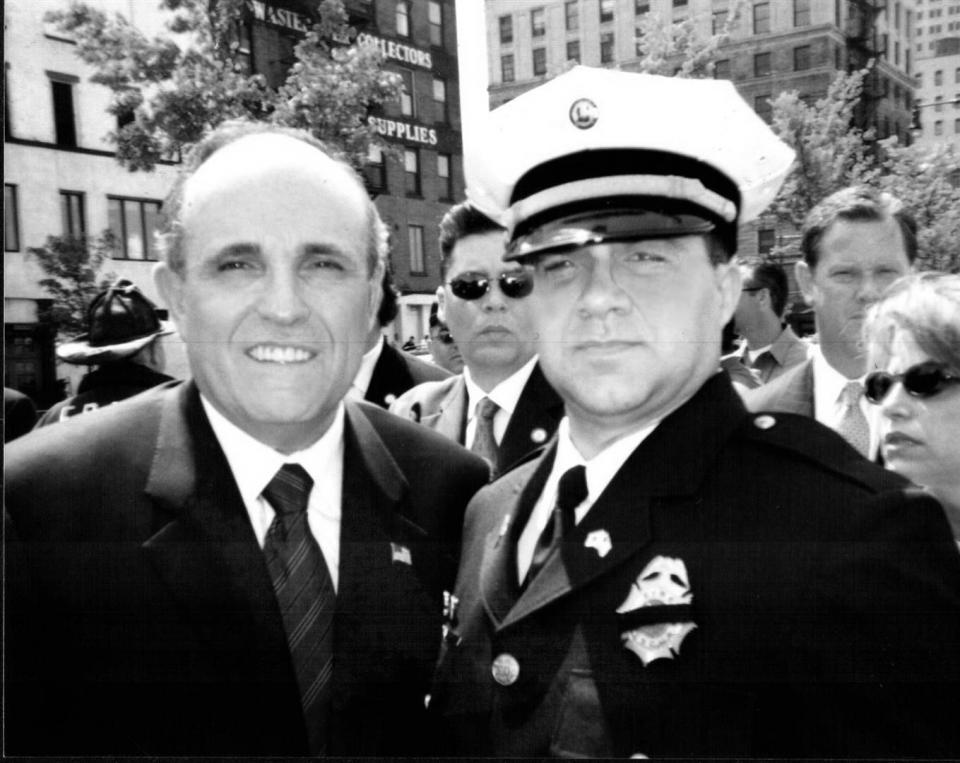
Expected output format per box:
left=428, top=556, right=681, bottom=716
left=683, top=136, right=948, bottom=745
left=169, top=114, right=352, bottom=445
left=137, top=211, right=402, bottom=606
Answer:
left=727, top=261, right=808, bottom=385
left=352, top=267, right=451, bottom=409
left=431, top=67, right=960, bottom=758
left=5, top=123, right=489, bottom=756
left=391, top=202, right=563, bottom=477
left=743, top=187, right=916, bottom=459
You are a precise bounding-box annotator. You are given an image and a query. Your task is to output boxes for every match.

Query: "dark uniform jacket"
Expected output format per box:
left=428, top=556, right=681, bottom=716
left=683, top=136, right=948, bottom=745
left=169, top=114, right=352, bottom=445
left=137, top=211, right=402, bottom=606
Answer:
left=432, top=373, right=960, bottom=758
left=5, top=380, right=489, bottom=756
left=364, top=338, right=451, bottom=409
left=36, top=361, right=174, bottom=426
left=390, top=363, right=564, bottom=475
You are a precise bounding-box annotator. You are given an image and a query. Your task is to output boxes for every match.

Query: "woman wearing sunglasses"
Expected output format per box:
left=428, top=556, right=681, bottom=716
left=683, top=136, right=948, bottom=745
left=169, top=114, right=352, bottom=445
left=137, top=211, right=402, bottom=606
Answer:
left=864, top=272, right=960, bottom=547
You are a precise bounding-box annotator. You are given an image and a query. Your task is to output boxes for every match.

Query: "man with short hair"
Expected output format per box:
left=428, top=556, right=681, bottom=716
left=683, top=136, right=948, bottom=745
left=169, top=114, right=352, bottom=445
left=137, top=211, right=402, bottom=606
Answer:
left=744, top=186, right=916, bottom=458
left=36, top=279, right=175, bottom=426
left=351, top=267, right=450, bottom=408
left=5, top=123, right=489, bottom=756
left=391, top=201, right=563, bottom=478
left=431, top=67, right=960, bottom=758
left=729, top=261, right=808, bottom=385
left=426, top=307, right=464, bottom=374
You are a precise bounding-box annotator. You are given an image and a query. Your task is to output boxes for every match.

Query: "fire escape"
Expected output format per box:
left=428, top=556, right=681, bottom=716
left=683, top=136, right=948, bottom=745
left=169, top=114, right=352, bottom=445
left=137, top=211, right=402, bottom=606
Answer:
left=844, top=0, right=884, bottom=135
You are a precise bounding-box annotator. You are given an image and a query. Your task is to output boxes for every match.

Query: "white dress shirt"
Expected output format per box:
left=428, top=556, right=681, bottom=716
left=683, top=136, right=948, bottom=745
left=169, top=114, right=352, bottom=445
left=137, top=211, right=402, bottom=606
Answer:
left=517, top=416, right=659, bottom=581
left=348, top=336, right=385, bottom=401
left=201, top=396, right=345, bottom=591
left=463, top=355, right=539, bottom=448
left=810, top=346, right=881, bottom=460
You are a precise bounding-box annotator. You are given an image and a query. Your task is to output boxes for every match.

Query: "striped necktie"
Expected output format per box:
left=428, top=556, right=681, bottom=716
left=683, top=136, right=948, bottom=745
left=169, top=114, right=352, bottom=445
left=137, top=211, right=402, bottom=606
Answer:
left=262, top=464, right=334, bottom=755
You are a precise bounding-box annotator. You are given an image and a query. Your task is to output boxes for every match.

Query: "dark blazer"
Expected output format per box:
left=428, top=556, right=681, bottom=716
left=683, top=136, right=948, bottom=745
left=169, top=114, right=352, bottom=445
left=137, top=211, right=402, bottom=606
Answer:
left=364, top=338, right=451, bottom=409
left=432, top=374, right=960, bottom=758
left=5, top=380, right=488, bottom=756
left=741, top=356, right=815, bottom=416
left=391, top=363, right=564, bottom=475
left=4, top=387, right=37, bottom=442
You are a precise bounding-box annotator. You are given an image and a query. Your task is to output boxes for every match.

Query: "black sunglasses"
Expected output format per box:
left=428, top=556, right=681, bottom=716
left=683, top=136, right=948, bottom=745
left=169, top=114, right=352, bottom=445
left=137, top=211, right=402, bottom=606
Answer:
left=448, top=272, right=533, bottom=301
left=864, top=361, right=960, bottom=404
left=435, top=330, right=456, bottom=345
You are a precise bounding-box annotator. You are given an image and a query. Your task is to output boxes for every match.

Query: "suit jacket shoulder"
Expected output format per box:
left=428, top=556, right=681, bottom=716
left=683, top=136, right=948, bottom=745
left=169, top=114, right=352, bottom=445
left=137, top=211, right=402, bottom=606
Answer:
left=741, top=357, right=814, bottom=416
left=365, top=341, right=451, bottom=409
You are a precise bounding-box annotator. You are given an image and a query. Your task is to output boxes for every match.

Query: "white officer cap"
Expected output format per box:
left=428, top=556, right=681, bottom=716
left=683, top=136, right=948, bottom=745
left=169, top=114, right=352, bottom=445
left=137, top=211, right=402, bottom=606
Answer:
left=467, top=66, right=795, bottom=260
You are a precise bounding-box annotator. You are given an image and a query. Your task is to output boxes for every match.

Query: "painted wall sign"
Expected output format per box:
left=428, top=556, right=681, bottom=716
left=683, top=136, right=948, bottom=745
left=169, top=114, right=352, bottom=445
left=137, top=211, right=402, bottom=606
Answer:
left=368, top=116, right=438, bottom=146
left=248, top=1, right=311, bottom=34
left=357, top=32, right=433, bottom=70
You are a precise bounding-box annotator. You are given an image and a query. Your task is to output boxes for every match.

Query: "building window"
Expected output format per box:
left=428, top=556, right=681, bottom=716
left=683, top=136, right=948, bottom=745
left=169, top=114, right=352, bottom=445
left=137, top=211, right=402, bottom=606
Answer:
left=753, top=2, right=770, bottom=34
left=712, top=10, right=728, bottom=34
left=437, top=153, right=453, bottom=200
left=408, top=225, right=425, bottom=274
left=935, top=70, right=943, bottom=86
left=499, top=14, right=513, bottom=44
left=531, top=7, right=546, bottom=37
left=955, top=117, right=960, bottom=134
left=673, top=0, right=688, bottom=6
left=429, top=1, right=443, bottom=47
left=894, top=41, right=900, bottom=66
left=567, top=39, right=581, bottom=62
left=533, top=48, right=547, bottom=76
left=433, top=77, right=447, bottom=123
left=794, top=45, right=811, bottom=71
left=635, top=0, right=649, bottom=13
left=365, top=145, right=387, bottom=192
left=600, top=31, right=615, bottom=63
left=793, top=0, right=810, bottom=27
left=758, top=228, right=775, bottom=255
left=565, top=1, right=579, bottom=31
left=400, top=70, right=414, bottom=116
left=934, top=119, right=943, bottom=136
left=107, top=196, right=162, bottom=261
left=635, top=28, right=644, bottom=56
left=955, top=93, right=960, bottom=109
left=501, top=54, right=515, bottom=82
left=396, top=1, right=411, bottom=37
left=599, top=0, right=615, bottom=24
left=956, top=67, right=960, bottom=83
left=754, top=94, right=772, bottom=124
left=754, top=52, right=772, bottom=77
left=404, top=148, right=421, bottom=196
left=49, top=75, right=78, bottom=148
left=714, top=59, right=731, bottom=79
left=60, top=190, right=86, bottom=238
left=4, top=184, right=20, bottom=252
left=935, top=95, right=943, bottom=113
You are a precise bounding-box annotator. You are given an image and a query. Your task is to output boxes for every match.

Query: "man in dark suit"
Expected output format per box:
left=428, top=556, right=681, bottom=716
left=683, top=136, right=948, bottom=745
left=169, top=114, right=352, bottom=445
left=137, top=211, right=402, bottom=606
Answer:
left=391, top=202, right=563, bottom=478
left=352, top=267, right=451, bottom=409
left=743, top=187, right=916, bottom=459
left=5, top=122, right=489, bottom=756
left=431, top=66, right=960, bottom=758
left=3, top=386, right=37, bottom=441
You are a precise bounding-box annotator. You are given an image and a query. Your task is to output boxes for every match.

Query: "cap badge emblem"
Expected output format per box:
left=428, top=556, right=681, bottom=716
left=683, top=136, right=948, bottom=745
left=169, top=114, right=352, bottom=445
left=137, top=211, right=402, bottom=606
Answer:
left=569, top=98, right=599, bottom=129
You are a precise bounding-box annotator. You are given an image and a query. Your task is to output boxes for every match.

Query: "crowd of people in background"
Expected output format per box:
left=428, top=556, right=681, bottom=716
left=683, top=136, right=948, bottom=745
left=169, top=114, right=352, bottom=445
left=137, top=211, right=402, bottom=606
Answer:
left=4, top=66, right=959, bottom=758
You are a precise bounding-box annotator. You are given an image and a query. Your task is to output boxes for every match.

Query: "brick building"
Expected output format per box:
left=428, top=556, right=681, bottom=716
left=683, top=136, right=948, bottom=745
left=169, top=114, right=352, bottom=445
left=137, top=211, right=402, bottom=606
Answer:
left=4, top=0, right=462, bottom=405
left=912, top=0, right=960, bottom=148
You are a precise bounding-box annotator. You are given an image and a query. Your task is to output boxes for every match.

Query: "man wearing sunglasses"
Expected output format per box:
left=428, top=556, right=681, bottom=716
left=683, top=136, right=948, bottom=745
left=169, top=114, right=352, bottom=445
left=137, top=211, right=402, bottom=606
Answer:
left=430, top=66, right=960, bottom=758
left=744, top=187, right=916, bottom=459
left=391, top=202, right=563, bottom=478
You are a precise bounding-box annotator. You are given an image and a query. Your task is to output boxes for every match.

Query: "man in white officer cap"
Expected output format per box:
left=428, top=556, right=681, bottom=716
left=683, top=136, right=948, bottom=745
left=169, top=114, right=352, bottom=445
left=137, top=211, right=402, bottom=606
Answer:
left=430, top=66, right=960, bottom=758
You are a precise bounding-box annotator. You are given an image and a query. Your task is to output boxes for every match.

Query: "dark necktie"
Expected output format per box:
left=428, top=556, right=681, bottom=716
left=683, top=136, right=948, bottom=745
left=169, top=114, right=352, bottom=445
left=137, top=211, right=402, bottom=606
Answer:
left=750, top=350, right=776, bottom=383
left=471, top=396, right=500, bottom=480
left=524, top=465, right=588, bottom=587
left=262, top=464, right=334, bottom=755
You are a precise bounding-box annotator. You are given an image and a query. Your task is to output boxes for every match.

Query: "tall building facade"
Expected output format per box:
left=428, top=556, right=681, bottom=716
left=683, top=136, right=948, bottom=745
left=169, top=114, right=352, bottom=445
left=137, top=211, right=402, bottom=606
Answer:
left=4, top=0, right=461, bottom=405
left=912, top=0, right=960, bottom=148
left=484, top=0, right=915, bottom=263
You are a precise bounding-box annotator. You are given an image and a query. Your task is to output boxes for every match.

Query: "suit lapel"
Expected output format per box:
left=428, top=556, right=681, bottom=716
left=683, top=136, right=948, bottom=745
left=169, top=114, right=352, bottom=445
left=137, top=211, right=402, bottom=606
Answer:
left=142, top=383, right=298, bottom=692
left=501, top=374, right=749, bottom=629
left=499, top=363, right=564, bottom=472
left=479, top=445, right=556, bottom=626
left=421, top=376, right=468, bottom=444
left=365, top=339, right=413, bottom=408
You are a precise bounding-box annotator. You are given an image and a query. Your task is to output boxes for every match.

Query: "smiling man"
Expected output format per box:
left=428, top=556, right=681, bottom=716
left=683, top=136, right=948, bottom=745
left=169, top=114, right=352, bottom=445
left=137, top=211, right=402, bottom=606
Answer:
left=4, top=123, right=489, bottom=756
left=430, top=67, right=960, bottom=758
left=391, top=202, right=563, bottom=478
left=745, top=187, right=916, bottom=458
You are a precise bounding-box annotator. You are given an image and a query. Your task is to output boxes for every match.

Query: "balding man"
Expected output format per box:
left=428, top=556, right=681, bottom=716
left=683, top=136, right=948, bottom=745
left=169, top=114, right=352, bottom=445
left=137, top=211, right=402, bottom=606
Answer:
left=5, top=123, right=488, bottom=756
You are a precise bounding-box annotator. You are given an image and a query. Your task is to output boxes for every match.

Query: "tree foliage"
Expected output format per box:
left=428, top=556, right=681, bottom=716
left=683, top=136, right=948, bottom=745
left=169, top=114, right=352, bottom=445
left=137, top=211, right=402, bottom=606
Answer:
left=46, top=0, right=402, bottom=171
left=28, top=233, right=117, bottom=341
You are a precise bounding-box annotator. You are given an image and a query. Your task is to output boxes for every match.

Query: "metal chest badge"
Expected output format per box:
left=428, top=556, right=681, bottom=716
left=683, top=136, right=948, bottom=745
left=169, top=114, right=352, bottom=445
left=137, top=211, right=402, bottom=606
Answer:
left=569, top=97, right=598, bottom=129
left=616, top=556, right=697, bottom=667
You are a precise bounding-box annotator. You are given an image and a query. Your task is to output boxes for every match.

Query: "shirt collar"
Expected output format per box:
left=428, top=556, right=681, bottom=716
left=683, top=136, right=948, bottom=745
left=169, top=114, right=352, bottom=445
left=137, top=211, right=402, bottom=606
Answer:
left=350, top=335, right=386, bottom=399
left=551, top=415, right=659, bottom=506
left=200, top=394, right=346, bottom=508
left=463, top=355, right=539, bottom=420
